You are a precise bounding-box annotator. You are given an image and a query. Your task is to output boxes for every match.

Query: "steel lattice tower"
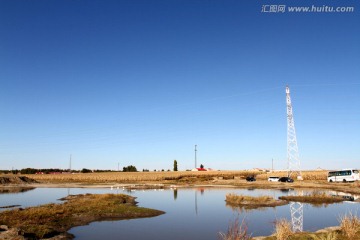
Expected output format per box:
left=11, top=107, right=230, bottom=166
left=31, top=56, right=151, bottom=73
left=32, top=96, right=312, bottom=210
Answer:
left=286, top=85, right=302, bottom=180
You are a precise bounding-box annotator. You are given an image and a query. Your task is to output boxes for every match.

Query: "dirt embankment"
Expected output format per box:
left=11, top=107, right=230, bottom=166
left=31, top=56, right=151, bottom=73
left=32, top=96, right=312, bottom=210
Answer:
left=0, top=176, right=37, bottom=185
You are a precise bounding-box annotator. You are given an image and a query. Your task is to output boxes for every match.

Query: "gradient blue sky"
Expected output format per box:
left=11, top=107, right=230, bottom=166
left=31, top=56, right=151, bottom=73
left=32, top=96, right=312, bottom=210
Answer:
left=1, top=0, right=359, bottom=171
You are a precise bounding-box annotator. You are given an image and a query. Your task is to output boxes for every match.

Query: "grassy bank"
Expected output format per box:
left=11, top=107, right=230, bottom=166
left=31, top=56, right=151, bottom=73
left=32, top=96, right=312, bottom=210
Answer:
left=0, top=193, right=164, bottom=239
left=279, top=191, right=345, bottom=206
left=225, top=194, right=288, bottom=209
left=227, top=213, right=360, bottom=240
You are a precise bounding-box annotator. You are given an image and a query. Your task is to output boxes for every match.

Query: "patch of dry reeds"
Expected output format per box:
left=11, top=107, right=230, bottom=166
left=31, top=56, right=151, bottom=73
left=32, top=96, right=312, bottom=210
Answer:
left=310, top=232, right=338, bottom=240
left=226, top=194, right=274, bottom=205
left=279, top=190, right=344, bottom=205
left=274, top=219, right=293, bottom=240
left=218, top=218, right=252, bottom=240
left=339, top=212, right=360, bottom=239
left=225, top=194, right=288, bottom=210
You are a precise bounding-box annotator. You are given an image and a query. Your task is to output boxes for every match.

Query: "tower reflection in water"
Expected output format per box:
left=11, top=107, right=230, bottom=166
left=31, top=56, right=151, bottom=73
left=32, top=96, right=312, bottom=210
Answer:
left=289, top=190, right=303, bottom=232
left=172, top=188, right=206, bottom=215
left=223, top=188, right=304, bottom=233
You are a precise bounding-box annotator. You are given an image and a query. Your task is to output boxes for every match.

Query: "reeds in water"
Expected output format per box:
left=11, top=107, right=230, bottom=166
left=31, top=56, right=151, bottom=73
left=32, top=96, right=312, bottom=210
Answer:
left=274, top=219, right=293, bottom=240
left=339, top=212, right=360, bottom=240
left=218, top=218, right=252, bottom=240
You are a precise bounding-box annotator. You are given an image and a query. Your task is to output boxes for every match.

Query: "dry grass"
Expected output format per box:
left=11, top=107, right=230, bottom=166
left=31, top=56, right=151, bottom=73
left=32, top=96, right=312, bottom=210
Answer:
left=218, top=218, right=252, bottom=240
left=25, top=171, right=263, bottom=183
left=279, top=191, right=344, bottom=206
left=226, top=194, right=274, bottom=204
left=23, top=170, right=332, bottom=184
left=339, top=212, right=360, bottom=240
left=299, top=171, right=328, bottom=181
left=274, top=219, right=293, bottom=240
left=225, top=194, right=288, bottom=209
left=310, top=232, right=338, bottom=240
left=0, top=194, right=164, bottom=238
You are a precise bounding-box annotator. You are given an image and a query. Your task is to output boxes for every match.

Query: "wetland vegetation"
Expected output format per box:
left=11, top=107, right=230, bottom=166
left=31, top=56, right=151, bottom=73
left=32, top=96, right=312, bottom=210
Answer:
left=0, top=193, right=164, bottom=239
left=279, top=191, right=346, bottom=206
left=225, top=193, right=288, bottom=209
left=2, top=171, right=360, bottom=239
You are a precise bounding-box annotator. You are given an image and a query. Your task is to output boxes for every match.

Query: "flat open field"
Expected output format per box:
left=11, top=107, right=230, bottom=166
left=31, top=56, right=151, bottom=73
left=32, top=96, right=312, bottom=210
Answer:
left=24, top=170, right=328, bottom=184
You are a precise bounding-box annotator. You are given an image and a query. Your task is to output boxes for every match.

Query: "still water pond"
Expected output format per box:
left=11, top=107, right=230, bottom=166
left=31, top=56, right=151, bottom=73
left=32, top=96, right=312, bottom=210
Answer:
left=1, top=187, right=359, bottom=239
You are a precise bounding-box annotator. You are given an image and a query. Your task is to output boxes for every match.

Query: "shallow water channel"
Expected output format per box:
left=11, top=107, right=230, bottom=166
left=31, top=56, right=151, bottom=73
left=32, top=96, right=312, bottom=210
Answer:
left=1, top=187, right=359, bottom=239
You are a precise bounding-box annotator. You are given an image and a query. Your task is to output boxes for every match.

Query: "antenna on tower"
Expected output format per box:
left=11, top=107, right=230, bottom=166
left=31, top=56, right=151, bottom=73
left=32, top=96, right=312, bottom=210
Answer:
left=286, top=85, right=302, bottom=180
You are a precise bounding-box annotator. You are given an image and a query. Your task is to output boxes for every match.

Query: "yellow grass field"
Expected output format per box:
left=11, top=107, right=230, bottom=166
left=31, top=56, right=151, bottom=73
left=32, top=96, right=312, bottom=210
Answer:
left=255, top=170, right=329, bottom=181
left=25, top=170, right=329, bottom=183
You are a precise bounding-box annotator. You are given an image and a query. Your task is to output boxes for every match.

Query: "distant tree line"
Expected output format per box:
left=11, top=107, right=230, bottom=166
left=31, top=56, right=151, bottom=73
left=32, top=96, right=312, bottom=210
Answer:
left=80, top=168, right=92, bottom=173
left=21, top=168, right=64, bottom=174
left=122, top=165, right=137, bottom=172
left=0, top=168, right=122, bottom=174
left=0, top=170, right=19, bottom=174
left=1, top=161, right=182, bottom=174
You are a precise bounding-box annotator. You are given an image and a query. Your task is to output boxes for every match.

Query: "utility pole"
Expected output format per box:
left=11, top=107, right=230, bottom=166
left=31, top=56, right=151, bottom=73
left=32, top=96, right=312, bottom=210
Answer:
left=118, top=162, right=119, bottom=172
left=272, top=158, right=274, bottom=172
left=194, top=145, right=197, bottom=168
left=69, top=154, right=72, bottom=172
left=286, top=85, right=302, bottom=180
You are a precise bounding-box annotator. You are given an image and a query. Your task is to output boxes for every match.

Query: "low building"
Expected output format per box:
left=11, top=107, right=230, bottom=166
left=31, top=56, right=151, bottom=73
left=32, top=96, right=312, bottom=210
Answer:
left=191, top=168, right=215, bottom=171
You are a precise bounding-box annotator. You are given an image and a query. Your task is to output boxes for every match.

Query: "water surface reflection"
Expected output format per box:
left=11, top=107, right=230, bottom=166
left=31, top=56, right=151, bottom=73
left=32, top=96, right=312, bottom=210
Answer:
left=0, top=187, right=34, bottom=194
left=69, top=187, right=359, bottom=239
left=1, top=187, right=359, bottom=239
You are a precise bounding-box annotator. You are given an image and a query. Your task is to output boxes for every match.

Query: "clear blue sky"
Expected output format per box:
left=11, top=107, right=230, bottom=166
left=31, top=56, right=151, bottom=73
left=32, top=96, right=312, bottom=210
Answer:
left=1, top=0, right=359, bottom=171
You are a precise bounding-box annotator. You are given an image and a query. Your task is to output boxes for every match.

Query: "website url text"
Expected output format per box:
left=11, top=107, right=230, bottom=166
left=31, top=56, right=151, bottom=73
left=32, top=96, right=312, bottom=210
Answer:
left=261, top=5, right=355, bottom=13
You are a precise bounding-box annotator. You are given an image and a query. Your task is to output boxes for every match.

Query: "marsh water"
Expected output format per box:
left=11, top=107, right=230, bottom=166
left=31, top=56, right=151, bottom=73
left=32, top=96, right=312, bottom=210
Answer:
left=1, top=187, right=359, bottom=239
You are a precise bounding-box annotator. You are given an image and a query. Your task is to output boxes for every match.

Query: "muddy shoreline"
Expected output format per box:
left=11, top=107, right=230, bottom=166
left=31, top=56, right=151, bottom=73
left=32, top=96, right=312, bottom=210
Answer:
left=4, top=180, right=360, bottom=196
